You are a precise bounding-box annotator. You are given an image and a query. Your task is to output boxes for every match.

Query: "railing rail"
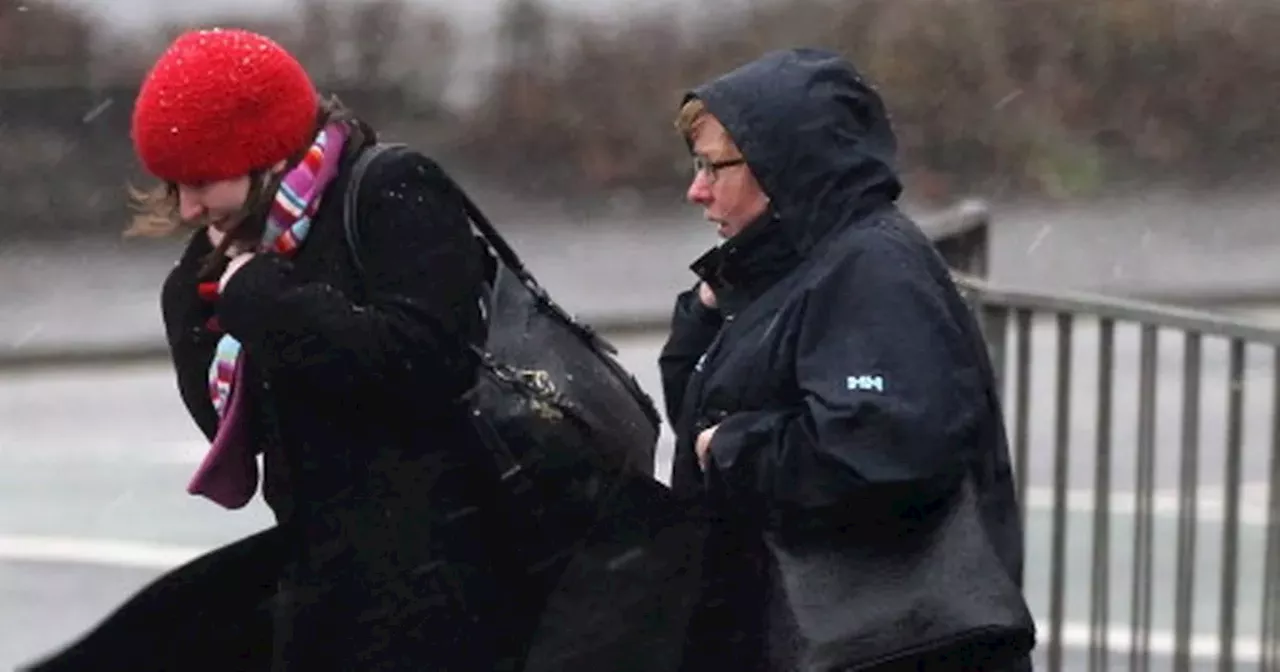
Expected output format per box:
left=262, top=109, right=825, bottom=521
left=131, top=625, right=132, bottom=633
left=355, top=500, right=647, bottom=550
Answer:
left=957, top=275, right=1280, bottom=348
left=953, top=269, right=1279, bottom=672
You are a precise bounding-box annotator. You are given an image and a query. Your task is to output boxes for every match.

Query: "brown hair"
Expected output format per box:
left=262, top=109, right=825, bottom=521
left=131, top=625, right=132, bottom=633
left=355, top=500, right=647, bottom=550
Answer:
left=674, top=97, right=708, bottom=140
left=126, top=94, right=370, bottom=276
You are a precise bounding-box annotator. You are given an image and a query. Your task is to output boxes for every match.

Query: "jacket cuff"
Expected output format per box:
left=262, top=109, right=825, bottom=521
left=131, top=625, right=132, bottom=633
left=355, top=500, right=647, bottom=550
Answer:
left=679, top=287, right=723, bottom=327
left=707, top=411, right=768, bottom=485
left=217, top=255, right=291, bottom=343
left=690, top=297, right=723, bottom=325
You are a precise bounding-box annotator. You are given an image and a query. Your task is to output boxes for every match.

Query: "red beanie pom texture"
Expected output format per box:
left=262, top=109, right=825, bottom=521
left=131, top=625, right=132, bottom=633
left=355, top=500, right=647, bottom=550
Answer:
left=131, top=28, right=319, bottom=185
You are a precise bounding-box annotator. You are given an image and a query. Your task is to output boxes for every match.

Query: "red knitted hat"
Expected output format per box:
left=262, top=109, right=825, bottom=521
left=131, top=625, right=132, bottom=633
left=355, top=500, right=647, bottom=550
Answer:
left=131, top=28, right=319, bottom=185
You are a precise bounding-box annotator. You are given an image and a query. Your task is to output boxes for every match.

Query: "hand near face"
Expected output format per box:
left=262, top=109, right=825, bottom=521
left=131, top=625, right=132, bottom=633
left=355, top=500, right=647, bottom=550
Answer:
left=209, top=225, right=256, bottom=292
left=206, top=225, right=253, bottom=258
left=218, top=252, right=256, bottom=292
left=696, top=424, right=719, bottom=472
left=697, top=282, right=717, bottom=309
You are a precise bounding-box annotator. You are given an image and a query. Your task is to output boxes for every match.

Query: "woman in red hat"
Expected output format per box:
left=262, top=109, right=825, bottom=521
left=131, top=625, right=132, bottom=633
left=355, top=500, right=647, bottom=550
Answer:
left=25, top=27, right=538, bottom=672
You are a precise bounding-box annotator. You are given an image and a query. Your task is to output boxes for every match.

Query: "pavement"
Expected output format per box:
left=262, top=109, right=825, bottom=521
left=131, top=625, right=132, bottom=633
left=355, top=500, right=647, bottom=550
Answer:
left=4, top=190, right=1280, bottom=669
left=1, top=332, right=1274, bottom=670
left=8, top=187, right=1280, bottom=360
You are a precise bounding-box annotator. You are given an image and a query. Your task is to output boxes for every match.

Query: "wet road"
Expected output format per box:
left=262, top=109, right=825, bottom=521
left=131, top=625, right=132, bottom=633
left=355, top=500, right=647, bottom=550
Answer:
left=9, top=189, right=1280, bottom=358
left=5, top=191, right=1280, bottom=668
left=1, top=332, right=1274, bottom=669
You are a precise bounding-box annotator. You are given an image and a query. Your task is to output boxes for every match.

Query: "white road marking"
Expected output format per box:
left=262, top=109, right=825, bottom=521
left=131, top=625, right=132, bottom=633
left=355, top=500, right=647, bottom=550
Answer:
left=1, top=479, right=1271, bottom=664
left=0, top=535, right=205, bottom=570
left=0, top=534, right=1264, bottom=663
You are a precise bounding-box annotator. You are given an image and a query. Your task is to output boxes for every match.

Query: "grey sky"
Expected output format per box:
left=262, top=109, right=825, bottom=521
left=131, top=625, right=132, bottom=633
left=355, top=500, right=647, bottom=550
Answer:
left=56, top=0, right=700, bottom=33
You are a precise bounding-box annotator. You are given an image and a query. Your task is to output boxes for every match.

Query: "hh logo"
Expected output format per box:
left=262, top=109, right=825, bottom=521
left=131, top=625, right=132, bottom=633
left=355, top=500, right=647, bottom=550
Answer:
left=847, top=375, right=885, bottom=393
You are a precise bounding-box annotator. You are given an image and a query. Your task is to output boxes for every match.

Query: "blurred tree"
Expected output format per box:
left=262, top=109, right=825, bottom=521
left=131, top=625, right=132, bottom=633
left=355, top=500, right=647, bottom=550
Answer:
left=461, top=0, right=565, bottom=188
left=497, top=0, right=553, bottom=71
left=388, top=10, right=458, bottom=114
left=349, top=0, right=457, bottom=115
left=298, top=0, right=339, bottom=82
left=5, top=0, right=1280, bottom=229
left=0, top=0, right=95, bottom=88
left=351, top=0, right=405, bottom=82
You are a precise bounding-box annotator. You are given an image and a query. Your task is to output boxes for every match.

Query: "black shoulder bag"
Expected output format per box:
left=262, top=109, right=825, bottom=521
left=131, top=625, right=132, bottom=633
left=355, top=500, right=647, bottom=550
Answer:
left=342, top=140, right=664, bottom=525
left=341, top=143, right=709, bottom=672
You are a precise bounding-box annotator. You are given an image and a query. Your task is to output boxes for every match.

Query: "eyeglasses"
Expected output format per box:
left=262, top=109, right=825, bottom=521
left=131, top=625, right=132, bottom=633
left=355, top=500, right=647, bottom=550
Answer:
left=691, top=154, right=746, bottom=184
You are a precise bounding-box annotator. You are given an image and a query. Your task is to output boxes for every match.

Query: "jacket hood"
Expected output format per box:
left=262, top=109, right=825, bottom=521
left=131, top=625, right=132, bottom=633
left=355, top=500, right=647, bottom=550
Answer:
left=686, top=48, right=903, bottom=255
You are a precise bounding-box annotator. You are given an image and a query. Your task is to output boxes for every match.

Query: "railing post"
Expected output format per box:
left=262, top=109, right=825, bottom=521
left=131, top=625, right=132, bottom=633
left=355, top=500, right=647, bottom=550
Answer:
left=926, top=200, right=1004, bottom=389
left=930, top=198, right=990, bottom=278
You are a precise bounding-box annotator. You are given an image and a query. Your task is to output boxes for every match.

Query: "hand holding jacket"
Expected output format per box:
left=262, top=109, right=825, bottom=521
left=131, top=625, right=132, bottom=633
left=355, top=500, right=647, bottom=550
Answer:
left=218, top=251, right=255, bottom=292
left=213, top=154, right=481, bottom=401
left=694, top=423, right=719, bottom=472
left=695, top=225, right=989, bottom=518
left=161, top=150, right=486, bottom=442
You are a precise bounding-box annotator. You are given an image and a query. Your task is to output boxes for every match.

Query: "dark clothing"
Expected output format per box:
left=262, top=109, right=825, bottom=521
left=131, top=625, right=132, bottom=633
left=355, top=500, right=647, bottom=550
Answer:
left=26, top=138, right=711, bottom=672
left=660, top=48, right=1034, bottom=671
left=159, top=141, right=530, bottom=671
left=20, top=528, right=281, bottom=672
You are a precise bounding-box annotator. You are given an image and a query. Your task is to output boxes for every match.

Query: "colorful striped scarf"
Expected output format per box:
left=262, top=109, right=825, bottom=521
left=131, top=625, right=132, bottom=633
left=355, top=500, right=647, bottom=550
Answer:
left=206, top=123, right=349, bottom=416
left=187, top=122, right=349, bottom=508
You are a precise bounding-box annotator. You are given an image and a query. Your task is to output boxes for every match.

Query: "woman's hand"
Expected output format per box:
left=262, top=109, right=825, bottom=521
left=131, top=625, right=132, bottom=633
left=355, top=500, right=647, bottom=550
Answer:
left=696, top=424, right=719, bottom=472
left=207, top=224, right=257, bottom=292
left=697, top=281, right=717, bottom=309
left=218, top=252, right=256, bottom=293
left=206, top=226, right=251, bottom=258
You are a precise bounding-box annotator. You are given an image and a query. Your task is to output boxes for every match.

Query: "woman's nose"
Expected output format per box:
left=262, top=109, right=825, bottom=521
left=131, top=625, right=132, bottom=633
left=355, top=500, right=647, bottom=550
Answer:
left=686, top=172, right=713, bottom=205
left=176, top=186, right=205, bottom=222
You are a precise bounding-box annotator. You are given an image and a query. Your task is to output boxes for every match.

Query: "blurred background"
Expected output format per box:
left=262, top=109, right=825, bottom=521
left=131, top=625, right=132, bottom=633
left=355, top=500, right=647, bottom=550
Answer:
left=2, top=0, right=1279, bottom=670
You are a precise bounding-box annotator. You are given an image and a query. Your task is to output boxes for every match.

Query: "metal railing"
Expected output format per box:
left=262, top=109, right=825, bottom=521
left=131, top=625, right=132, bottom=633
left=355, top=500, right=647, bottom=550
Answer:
left=936, top=206, right=1280, bottom=671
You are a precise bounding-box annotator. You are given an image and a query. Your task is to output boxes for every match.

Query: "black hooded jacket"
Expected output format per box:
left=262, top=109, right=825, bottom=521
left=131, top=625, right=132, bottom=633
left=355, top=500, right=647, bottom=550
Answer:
left=659, top=49, right=1033, bottom=671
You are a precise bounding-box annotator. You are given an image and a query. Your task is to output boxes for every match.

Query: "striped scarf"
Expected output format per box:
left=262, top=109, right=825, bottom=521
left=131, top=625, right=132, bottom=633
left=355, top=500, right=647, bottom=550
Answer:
left=186, top=123, right=348, bottom=509
left=204, top=123, right=349, bottom=418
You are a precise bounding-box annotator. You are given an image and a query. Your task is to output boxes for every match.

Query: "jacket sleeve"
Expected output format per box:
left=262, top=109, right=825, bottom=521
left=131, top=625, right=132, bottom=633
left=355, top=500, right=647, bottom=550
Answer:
left=658, top=286, right=723, bottom=427
left=706, top=236, right=989, bottom=515
left=215, top=152, right=485, bottom=402
left=160, top=229, right=221, bottom=441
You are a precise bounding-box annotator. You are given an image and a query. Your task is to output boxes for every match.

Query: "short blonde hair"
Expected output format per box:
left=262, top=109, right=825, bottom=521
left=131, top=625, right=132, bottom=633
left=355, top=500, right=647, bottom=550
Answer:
left=674, top=97, right=708, bottom=139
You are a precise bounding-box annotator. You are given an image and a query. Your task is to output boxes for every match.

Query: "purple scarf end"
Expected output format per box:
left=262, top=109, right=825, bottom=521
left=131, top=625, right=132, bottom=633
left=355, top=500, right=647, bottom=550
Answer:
left=187, top=451, right=259, bottom=509
left=189, top=123, right=351, bottom=510
left=189, top=355, right=260, bottom=510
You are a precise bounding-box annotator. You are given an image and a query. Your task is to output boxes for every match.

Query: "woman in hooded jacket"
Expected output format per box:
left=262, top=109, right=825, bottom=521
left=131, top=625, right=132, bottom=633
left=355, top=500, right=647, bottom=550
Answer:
left=35, top=27, right=534, bottom=672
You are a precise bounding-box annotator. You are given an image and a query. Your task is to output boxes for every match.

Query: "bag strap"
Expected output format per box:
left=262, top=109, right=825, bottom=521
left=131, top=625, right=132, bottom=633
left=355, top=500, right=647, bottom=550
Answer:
left=341, top=142, right=540, bottom=493
left=340, top=142, right=662, bottom=432
left=342, top=142, right=405, bottom=277
left=342, top=143, right=602, bottom=336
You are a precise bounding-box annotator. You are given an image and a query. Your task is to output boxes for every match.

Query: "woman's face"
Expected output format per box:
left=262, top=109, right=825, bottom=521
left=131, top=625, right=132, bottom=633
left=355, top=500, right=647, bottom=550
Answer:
left=174, top=159, right=286, bottom=231
left=175, top=176, right=252, bottom=232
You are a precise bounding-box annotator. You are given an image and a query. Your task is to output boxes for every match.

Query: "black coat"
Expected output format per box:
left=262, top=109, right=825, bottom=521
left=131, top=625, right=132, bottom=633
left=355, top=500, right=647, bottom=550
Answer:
left=660, top=49, right=1034, bottom=671
left=156, top=136, right=534, bottom=671
left=26, top=136, right=717, bottom=672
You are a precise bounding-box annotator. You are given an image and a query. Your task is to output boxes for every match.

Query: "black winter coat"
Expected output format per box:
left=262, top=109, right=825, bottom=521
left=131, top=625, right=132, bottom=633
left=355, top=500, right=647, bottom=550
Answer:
left=158, top=135, right=536, bottom=671
left=660, top=49, right=1034, bottom=671
left=25, top=134, right=707, bottom=672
